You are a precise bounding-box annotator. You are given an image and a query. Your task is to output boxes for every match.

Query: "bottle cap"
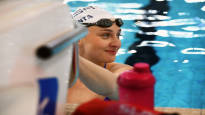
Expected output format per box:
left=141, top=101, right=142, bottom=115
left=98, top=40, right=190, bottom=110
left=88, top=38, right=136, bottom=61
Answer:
left=117, top=63, right=155, bottom=88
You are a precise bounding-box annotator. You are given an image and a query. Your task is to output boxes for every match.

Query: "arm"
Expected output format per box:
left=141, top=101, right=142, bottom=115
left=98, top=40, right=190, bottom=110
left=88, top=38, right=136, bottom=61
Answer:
left=78, top=56, right=133, bottom=100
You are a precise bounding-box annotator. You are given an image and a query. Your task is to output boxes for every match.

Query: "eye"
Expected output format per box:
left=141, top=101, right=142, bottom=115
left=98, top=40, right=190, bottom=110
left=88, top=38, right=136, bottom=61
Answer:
left=100, top=33, right=111, bottom=39
left=116, top=32, right=122, bottom=39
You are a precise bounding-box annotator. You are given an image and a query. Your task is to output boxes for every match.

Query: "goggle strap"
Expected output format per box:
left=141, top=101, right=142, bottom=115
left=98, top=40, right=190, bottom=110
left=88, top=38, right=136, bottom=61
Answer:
left=82, top=18, right=123, bottom=27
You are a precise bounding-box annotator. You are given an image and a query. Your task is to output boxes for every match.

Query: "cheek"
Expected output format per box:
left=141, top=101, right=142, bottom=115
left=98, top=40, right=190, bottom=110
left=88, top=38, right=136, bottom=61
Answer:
left=90, top=38, right=108, bottom=49
left=84, top=41, right=102, bottom=55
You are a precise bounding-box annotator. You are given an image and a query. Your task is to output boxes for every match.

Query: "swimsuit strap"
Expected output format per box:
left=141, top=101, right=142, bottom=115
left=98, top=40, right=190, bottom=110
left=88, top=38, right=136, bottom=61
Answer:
left=104, top=97, right=111, bottom=101
left=104, top=63, right=107, bottom=68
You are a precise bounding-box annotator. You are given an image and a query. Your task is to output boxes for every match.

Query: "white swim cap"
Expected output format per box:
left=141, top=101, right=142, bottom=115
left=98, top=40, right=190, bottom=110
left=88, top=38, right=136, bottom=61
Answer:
left=72, top=6, right=115, bottom=24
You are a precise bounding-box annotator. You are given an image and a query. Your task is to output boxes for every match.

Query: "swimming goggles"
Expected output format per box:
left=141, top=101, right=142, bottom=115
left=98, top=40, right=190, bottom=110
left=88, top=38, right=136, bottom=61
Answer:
left=82, top=18, right=123, bottom=28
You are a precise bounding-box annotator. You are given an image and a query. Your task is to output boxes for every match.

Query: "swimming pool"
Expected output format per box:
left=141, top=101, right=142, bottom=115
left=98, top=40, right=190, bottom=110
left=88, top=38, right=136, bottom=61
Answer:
left=66, top=0, right=205, bottom=113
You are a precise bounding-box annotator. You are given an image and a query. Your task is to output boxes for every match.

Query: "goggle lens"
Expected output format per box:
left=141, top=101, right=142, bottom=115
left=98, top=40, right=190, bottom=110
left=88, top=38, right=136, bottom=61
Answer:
left=115, top=18, right=123, bottom=27
left=83, top=18, right=123, bottom=28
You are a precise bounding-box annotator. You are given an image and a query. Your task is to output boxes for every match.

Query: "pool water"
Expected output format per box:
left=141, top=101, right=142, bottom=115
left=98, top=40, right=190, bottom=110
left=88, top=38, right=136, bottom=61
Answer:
left=66, top=0, right=205, bottom=110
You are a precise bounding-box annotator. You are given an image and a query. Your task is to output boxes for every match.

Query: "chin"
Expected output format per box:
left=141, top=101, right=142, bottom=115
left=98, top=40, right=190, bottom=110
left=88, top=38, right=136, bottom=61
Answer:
left=105, top=58, right=115, bottom=63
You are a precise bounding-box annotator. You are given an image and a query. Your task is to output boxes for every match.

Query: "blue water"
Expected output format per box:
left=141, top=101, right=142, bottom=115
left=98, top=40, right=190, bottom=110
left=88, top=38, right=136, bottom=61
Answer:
left=66, top=0, right=205, bottom=109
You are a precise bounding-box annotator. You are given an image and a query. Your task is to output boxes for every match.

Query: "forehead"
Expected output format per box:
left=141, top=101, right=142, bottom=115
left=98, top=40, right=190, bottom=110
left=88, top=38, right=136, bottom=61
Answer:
left=88, top=23, right=121, bottom=33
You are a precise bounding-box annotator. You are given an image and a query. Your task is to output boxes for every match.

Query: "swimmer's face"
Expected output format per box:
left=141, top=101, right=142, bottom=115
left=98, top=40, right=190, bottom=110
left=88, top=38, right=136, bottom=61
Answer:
left=79, top=23, right=121, bottom=64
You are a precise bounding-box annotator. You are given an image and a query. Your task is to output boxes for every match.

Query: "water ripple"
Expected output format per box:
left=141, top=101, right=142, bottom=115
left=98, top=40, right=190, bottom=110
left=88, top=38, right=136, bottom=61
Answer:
left=185, top=0, right=205, bottom=3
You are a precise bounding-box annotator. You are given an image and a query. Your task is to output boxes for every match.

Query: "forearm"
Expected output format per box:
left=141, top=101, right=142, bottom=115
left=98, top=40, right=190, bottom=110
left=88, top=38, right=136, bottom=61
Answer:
left=78, top=56, right=119, bottom=100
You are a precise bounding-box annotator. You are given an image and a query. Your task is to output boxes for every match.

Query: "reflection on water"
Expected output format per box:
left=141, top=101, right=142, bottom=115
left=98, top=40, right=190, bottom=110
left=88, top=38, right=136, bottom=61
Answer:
left=66, top=0, right=205, bottom=110
left=64, top=0, right=97, bottom=3
left=137, top=41, right=175, bottom=47
left=137, top=29, right=205, bottom=38
left=181, top=48, right=205, bottom=54
left=202, top=6, right=205, bottom=11
left=136, top=18, right=202, bottom=27
left=185, top=0, right=205, bottom=3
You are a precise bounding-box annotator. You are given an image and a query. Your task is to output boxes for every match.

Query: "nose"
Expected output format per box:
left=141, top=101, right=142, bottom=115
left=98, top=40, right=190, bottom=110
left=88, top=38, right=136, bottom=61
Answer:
left=109, top=37, right=121, bottom=49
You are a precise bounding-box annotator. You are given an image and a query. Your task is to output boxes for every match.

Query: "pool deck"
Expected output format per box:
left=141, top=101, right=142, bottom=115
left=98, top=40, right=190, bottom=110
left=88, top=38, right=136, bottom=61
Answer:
left=155, top=107, right=205, bottom=115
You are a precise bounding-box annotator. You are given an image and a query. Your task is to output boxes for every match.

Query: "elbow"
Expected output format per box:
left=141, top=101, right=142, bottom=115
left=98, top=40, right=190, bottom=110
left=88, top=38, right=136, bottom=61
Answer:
left=95, top=83, right=119, bottom=100
left=105, top=84, right=119, bottom=100
left=107, top=92, right=119, bottom=100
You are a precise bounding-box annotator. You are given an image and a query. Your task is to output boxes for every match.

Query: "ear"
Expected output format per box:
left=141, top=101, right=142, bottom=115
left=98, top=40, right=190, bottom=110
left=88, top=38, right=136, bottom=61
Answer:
left=78, top=39, right=83, bottom=46
left=78, top=31, right=88, bottom=46
left=78, top=35, right=87, bottom=46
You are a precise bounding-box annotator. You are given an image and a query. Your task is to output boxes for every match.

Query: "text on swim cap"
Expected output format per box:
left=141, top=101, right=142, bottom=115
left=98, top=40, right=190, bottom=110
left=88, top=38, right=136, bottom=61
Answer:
left=73, top=6, right=95, bottom=18
left=78, top=15, right=93, bottom=23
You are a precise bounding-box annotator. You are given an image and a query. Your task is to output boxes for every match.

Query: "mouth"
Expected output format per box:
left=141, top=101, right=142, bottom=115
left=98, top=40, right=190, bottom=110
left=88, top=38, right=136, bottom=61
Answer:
left=105, top=50, right=117, bottom=55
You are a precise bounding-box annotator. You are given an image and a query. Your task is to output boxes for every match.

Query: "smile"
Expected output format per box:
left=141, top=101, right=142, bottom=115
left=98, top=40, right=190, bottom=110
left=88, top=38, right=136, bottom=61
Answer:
left=105, top=50, right=117, bottom=55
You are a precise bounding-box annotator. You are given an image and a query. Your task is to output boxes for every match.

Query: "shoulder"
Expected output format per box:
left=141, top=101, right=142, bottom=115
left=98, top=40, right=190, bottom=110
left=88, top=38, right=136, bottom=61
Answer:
left=107, top=62, right=133, bottom=76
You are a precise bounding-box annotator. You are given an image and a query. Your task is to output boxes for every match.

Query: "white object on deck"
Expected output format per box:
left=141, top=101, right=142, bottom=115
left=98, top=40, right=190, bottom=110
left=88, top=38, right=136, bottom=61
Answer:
left=0, top=0, right=87, bottom=115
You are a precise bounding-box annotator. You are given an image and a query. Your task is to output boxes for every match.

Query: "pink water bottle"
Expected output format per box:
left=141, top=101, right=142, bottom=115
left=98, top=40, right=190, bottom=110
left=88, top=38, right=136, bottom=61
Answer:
left=117, top=63, right=156, bottom=110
